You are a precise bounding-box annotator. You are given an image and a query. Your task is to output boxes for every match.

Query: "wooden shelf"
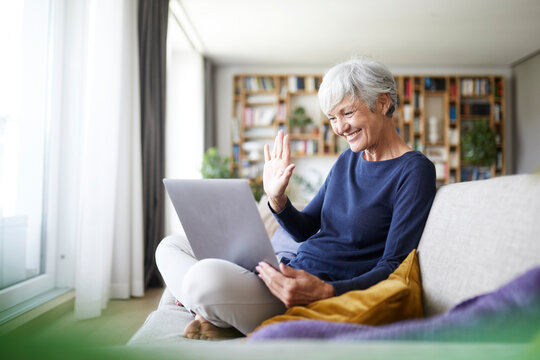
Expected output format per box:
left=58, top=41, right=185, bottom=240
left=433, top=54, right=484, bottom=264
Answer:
left=393, top=75, right=505, bottom=185
left=424, top=91, right=446, bottom=96
left=461, top=115, right=491, bottom=121
left=461, top=95, right=491, bottom=99
left=244, top=90, right=277, bottom=95
left=246, top=101, right=277, bottom=106
left=232, top=74, right=329, bottom=178
left=289, top=133, right=320, bottom=140
left=426, top=141, right=446, bottom=147
left=232, top=73, right=505, bottom=184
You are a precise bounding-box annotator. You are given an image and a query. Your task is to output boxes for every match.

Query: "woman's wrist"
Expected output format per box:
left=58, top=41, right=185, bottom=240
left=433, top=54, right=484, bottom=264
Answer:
left=268, top=195, right=288, bottom=213
left=323, top=282, right=335, bottom=299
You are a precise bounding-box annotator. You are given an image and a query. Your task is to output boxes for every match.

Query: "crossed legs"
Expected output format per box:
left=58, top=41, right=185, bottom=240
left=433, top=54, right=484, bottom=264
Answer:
left=155, top=235, right=286, bottom=339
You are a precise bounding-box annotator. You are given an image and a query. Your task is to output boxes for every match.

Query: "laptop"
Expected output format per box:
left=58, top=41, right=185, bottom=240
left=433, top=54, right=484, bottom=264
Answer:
left=163, top=178, right=279, bottom=271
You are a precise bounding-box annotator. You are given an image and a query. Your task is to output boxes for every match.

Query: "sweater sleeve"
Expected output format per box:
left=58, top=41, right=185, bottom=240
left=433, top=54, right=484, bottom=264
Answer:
left=329, top=159, right=436, bottom=295
left=269, top=169, right=332, bottom=242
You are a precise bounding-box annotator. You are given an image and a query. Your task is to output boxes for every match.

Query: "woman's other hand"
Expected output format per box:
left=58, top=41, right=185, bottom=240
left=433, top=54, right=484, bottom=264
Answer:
left=263, top=130, right=295, bottom=212
left=256, top=262, right=335, bottom=308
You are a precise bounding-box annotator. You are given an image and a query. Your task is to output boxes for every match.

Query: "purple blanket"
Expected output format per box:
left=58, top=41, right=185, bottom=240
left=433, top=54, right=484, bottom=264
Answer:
left=249, top=266, right=540, bottom=342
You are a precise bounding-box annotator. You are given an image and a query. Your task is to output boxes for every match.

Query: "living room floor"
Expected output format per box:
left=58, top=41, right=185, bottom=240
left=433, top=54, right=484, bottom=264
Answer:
left=9, top=287, right=164, bottom=347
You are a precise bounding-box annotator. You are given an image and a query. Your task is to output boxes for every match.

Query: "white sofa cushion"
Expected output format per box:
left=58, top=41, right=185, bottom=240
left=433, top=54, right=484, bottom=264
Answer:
left=418, top=174, right=540, bottom=317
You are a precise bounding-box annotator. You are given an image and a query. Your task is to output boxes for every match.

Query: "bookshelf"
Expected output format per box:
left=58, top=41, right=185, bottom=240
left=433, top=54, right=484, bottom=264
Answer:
left=231, top=74, right=340, bottom=178
left=231, top=73, right=505, bottom=185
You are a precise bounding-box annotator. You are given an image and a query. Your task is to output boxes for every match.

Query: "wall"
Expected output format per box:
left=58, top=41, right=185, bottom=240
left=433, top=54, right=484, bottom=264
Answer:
left=513, top=52, right=540, bottom=174
left=215, top=63, right=513, bottom=199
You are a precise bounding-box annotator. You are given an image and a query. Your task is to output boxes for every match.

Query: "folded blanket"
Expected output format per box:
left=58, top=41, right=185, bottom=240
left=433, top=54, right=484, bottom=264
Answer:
left=253, top=250, right=423, bottom=333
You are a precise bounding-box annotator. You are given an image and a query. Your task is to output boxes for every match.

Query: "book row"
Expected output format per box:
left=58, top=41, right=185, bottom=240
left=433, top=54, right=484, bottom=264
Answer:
left=243, top=107, right=276, bottom=126
left=290, top=140, right=318, bottom=156
left=243, top=76, right=275, bottom=92
left=288, top=76, right=321, bottom=93
left=461, top=78, right=491, bottom=96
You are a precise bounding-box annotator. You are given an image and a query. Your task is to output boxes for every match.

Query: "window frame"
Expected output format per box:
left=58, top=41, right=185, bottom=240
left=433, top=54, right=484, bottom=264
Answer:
left=0, top=0, right=70, bottom=316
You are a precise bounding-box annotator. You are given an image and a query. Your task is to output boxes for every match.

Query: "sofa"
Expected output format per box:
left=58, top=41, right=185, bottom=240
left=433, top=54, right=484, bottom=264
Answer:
left=127, top=174, right=540, bottom=359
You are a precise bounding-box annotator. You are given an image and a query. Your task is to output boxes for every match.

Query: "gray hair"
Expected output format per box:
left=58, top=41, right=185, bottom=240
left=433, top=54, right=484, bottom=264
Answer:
left=318, top=58, right=397, bottom=118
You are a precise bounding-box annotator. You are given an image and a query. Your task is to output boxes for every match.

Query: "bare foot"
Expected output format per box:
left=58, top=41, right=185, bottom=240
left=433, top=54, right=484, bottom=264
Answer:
left=184, top=314, right=243, bottom=340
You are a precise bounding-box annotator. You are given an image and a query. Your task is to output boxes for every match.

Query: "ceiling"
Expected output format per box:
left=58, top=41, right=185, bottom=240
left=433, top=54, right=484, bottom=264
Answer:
left=173, top=0, right=540, bottom=68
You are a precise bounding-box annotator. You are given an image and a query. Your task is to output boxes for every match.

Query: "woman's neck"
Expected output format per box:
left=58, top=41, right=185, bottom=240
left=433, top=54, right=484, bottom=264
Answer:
left=363, top=118, right=411, bottom=161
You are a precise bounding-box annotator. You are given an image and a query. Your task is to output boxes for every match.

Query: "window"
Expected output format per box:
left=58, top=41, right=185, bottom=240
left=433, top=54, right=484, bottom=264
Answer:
left=0, top=0, right=62, bottom=314
left=165, top=8, right=205, bottom=236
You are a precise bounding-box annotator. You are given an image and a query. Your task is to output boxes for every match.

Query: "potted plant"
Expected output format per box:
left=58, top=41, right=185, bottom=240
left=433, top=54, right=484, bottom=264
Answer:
left=201, top=148, right=264, bottom=201
left=248, top=176, right=264, bottom=202
left=288, top=106, right=313, bottom=134
left=461, top=120, right=497, bottom=180
left=201, top=147, right=231, bottom=179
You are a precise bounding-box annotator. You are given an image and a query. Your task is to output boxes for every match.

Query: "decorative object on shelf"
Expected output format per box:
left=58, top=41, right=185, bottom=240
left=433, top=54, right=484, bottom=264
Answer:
left=461, top=120, right=497, bottom=167
left=243, top=141, right=265, bottom=161
left=201, top=147, right=231, bottom=179
left=428, top=116, right=440, bottom=143
left=288, top=106, right=312, bottom=134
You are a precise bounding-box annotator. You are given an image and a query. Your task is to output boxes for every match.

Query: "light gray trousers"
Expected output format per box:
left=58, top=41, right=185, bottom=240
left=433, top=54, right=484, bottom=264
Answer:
left=155, top=235, right=286, bottom=335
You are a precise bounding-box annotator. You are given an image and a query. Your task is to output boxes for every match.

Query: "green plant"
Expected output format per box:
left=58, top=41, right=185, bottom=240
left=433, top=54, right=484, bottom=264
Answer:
left=461, top=120, right=497, bottom=167
left=288, top=106, right=312, bottom=130
left=290, top=170, right=323, bottom=203
left=248, top=176, right=264, bottom=202
left=201, top=147, right=231, bottom=178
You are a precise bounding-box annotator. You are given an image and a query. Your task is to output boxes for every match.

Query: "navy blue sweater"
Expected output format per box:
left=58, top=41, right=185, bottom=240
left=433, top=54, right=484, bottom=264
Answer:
left=272, top=150, right=436, bottom=295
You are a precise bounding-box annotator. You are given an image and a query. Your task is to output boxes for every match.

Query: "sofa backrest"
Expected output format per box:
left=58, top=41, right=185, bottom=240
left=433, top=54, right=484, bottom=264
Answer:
left=417, top=174, right=540, bottom=317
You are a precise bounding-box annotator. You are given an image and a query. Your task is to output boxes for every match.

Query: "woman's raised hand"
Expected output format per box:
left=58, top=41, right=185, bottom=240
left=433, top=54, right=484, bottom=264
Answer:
left=263, top=130, right=296, bottom=212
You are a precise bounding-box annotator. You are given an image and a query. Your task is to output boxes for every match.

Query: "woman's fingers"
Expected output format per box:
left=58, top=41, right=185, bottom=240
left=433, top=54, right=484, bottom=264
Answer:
left=283, top=134, right=291, bottom=163
left=282, top=163, right=296, bottom=181
left=264, top=144, right=270, bottom=162
left=269, top=130, right=290, bottom=160
left=272, top=130, right=280, bottom=158
left=256, top=262, right=286, bottom=297
left=275, top=130, right=283, bottom=159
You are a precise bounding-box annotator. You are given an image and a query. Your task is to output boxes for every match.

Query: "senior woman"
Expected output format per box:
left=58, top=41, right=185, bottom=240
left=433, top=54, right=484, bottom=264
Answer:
left=155, top=58, right=436, bottom=340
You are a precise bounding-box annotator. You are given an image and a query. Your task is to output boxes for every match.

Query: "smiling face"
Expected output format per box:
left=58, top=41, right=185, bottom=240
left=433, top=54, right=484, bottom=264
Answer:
left=328, top=96, right=386, bottom=153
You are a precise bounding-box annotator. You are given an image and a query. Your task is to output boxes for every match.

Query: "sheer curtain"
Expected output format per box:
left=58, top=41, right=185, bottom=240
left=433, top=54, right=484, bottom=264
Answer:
left=60, top=0, right=143, bottom=319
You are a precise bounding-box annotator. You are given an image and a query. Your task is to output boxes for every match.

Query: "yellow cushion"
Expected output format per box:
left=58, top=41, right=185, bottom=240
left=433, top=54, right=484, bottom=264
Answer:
left=257, top=249, right=423, bottom=330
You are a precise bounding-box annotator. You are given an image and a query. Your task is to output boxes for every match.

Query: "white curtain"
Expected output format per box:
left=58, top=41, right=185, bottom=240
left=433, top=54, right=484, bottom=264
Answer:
left=61, top=0, right=144, bottom=319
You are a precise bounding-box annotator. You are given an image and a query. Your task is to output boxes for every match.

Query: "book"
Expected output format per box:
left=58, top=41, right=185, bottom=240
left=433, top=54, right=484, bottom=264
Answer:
left=449, top=104, right=457, bottom=122
left=404, top=79, right=411, bottom=98
left=461, top=78, right=491, bottom=96
left=314, top=77, right=321, bottom=90
left=424, top=77, right=446, bottom=91
left=450, top=82, right=457, bottom=97
left=306, top=76, right=315, bottom=92
left=277, top=103, right=286, bottom=121
left=414, top=91, right=421, bottom=108
left=494, top=103, right=501, bottom=123
left=280, top=83, right=287, bottom=97
left=244, top=107, right=253, bottom=126
left=297, top=77, right=305, bottom=91
left=233, top=144, right=240, bottom=164
left=403, top=104, right=412, bottom=122
left=288, top=76, right=297, bottom=92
